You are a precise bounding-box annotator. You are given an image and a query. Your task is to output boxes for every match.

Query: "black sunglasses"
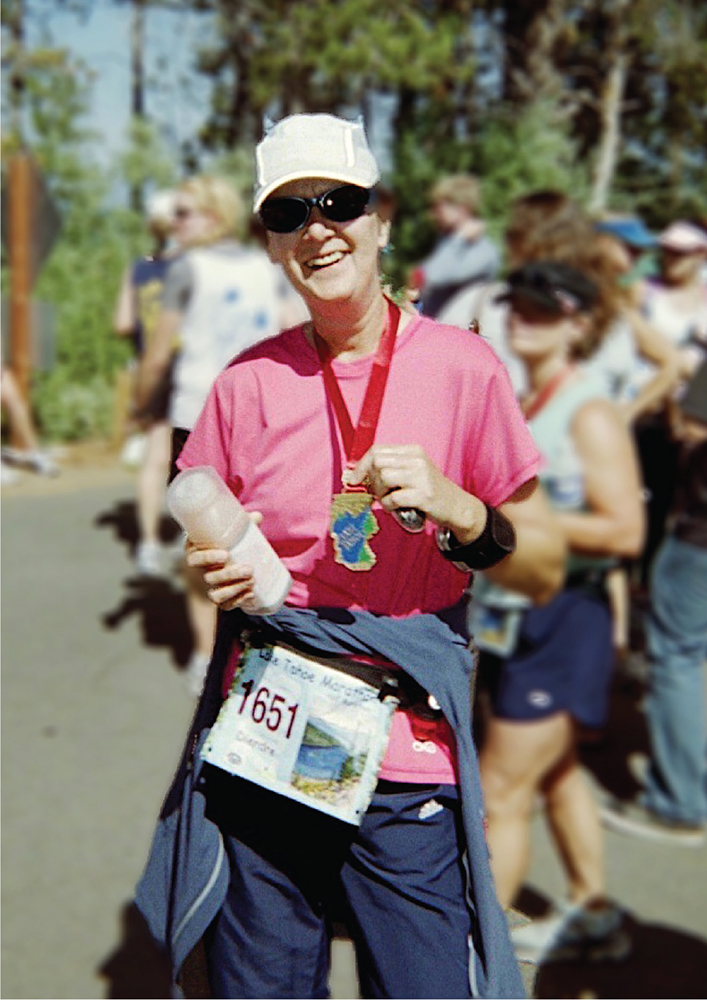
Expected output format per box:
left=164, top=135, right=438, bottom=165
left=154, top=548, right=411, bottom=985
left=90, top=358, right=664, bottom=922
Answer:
left=259, top=184, right=373, bottom=234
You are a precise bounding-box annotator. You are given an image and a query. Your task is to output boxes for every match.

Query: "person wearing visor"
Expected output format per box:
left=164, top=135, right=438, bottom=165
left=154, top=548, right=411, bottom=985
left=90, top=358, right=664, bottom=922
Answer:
left=622, top=219, right=707, bottom=583
left=136, top=113, right=564, bottom=1000
left=474, top=261, right=644, bottom=965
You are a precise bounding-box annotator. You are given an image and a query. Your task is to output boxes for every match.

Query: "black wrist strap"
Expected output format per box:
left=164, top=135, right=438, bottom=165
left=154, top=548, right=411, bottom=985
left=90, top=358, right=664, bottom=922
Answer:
left=437, top=503, right=516, bottom=571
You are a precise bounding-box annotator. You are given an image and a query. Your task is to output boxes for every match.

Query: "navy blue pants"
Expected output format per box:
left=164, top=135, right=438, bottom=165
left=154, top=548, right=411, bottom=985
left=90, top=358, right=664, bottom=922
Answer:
left=202, top=770, right=476, bottom=999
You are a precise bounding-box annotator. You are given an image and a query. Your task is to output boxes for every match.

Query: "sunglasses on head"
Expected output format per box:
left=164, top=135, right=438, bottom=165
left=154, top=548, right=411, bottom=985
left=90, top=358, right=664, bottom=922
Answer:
left=259, top=184, right=373, bottom=234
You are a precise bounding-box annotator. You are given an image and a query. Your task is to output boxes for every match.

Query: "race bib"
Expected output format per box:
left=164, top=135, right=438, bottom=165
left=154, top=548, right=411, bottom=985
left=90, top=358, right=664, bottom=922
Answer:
left=468, top=602, right=522, bottom=657
left=201, top=641, right=398, bottom=826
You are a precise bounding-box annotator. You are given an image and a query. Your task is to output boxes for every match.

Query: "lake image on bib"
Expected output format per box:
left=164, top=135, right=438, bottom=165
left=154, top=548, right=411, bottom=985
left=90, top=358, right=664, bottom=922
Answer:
left=292, top=717, right=367, bottom=802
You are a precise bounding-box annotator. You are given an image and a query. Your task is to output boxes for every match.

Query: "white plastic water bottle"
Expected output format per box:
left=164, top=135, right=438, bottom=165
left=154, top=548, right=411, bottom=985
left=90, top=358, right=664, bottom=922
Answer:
left=167, top=466, right=292, bottom=615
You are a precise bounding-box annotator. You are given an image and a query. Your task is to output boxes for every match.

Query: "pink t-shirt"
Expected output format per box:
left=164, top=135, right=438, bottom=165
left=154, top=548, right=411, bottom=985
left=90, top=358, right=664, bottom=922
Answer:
left=179, top=313, right=539, bottom=782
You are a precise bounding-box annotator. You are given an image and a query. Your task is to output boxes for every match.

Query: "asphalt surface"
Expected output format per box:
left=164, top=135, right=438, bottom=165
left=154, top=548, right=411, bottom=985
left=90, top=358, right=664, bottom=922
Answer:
left=2, top=450, right=706, bottom=999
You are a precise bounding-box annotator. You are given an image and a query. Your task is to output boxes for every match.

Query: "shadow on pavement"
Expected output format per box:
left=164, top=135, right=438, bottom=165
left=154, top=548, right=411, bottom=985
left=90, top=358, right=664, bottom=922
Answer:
left=98, top=901, right=211, bottom=999
left=102, top=575, right=193, bottom=669
left=95, top=499, right=181, bottom=554
left=578, top=669, right=651, bottom=801
left=98, top=902, right=174, bottom=998
left=96, top=500, right=193, bottom=669
left=517, top=886, right=707, bottom=999
left=534, top=912, right=707, bottom=998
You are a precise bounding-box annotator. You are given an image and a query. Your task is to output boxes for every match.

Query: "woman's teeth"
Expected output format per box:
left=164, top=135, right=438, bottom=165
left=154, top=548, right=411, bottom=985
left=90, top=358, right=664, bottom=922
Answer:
left=307, top=250, right=345, bottom=269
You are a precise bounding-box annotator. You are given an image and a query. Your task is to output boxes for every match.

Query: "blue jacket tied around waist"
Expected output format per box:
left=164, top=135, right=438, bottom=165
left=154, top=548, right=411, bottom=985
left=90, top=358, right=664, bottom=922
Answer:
left=135, top=603, right=526, bottom=999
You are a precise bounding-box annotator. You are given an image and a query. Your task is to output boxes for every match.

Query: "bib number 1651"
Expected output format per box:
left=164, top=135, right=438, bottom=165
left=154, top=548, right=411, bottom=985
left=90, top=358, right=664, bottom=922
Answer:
left=238, top=679, right=299, bottom=738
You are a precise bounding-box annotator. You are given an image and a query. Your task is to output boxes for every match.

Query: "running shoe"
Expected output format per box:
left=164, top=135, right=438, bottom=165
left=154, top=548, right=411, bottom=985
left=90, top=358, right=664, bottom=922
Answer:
left=511, top=896, right=631, bottom=965
left=601, top=797, right=706, bottom=847
left=184, top=652, right=211, bottom=698
left=136, top=540, right=163, bottom=578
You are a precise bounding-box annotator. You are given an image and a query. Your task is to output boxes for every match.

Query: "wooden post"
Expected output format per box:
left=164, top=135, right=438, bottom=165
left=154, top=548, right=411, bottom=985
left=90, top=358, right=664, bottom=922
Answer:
left=8, top=152, right=34, bottom=406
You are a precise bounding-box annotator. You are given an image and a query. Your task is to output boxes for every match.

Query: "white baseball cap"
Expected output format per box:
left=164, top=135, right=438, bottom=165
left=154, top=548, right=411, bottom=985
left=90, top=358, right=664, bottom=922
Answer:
left=253, top=113, right=380, bottom=213
left=146, top=189, right=176, bottom=224
left=659, top=221, right=707, bottom=253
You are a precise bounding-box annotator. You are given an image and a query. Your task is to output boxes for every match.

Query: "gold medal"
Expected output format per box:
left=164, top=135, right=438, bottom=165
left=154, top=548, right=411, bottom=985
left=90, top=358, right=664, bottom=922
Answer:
left=329, top=491, right=379, bottom=571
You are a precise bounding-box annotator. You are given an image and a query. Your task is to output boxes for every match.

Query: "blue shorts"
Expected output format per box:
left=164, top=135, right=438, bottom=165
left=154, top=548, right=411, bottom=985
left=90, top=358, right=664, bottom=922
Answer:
left=201, top=770, right=478, bottom=999
left=487, top=587, right=614, bottom=729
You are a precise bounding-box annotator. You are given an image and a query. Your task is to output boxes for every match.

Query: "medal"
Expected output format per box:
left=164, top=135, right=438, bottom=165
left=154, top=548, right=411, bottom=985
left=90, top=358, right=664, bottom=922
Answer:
left=315, top=298, right=400, bottom=572
left=329, top=491, right=380, bottom=570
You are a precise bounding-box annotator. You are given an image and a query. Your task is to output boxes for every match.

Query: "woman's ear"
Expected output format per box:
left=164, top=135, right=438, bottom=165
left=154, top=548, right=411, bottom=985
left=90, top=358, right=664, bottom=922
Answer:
left=568, top=313, right=591, bottom=350
left=377, top=218, right=392, bottom=251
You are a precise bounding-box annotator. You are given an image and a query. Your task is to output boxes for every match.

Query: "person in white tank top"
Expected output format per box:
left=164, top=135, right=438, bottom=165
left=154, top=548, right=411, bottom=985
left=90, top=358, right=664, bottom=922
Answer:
left=135, top=174, right=303, bottom=696
left=636, top=221, right=707, bottom=400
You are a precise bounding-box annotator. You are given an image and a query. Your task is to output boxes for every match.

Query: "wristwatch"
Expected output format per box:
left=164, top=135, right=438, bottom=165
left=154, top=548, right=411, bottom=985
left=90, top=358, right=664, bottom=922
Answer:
left=436, top=503, right=516, bottom=571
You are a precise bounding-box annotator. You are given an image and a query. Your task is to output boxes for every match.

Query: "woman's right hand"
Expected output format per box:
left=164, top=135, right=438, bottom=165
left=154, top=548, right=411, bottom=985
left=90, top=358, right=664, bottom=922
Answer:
left=186, top=540, right=256, bottom=611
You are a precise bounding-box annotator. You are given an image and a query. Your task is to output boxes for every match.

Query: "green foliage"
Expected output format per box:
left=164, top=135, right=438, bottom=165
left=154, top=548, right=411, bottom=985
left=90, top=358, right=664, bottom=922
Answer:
left=386, top=98, right=591, bottom=286
left=113, top=116, right=179, bottom=197
left=474, top=101, right=591, bottom=238
left=32, top=370, right=118, bottom=442
left=3, top=0, right=707, bottom=443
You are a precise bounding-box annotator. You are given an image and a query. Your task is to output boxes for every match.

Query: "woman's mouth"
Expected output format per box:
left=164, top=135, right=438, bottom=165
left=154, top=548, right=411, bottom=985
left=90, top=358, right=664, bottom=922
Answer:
left=305, top=250, right=346, bottom=271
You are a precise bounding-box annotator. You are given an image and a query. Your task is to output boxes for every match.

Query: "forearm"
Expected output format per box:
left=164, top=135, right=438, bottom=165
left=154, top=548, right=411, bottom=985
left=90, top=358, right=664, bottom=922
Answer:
left=135, top=348, right=172, bottom=413
left=135, top=309, right=180, bottom=412
left=623, top=362, right=680, bottom=423
left=483, top=492, right=566, bottom=605
left=556, top=508, right=644, bottom=560
left=441, top=478, right=565, bottom=605
left=113, top=269, right=136, bottom=336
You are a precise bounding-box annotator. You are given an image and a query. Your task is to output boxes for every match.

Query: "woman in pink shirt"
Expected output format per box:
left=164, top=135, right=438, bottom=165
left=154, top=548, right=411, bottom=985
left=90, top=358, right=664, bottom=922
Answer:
left=141, top=113, right=564, bottom=1000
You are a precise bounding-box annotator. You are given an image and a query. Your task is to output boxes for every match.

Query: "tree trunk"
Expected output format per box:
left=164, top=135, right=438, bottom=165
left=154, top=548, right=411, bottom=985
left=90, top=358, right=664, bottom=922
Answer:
left=6, top=0, right=26, bottom=143
left=129, top=0, right=146, bottom=211
left=589, top=48, right=628, bottom=212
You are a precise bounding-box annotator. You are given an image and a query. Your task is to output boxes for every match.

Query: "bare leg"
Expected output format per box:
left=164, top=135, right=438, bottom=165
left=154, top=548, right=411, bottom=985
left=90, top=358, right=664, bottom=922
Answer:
left=186, top=564, right=218, bottom=658
left=136, top=421, right=171, bottom=545
left=1, top=366, right=40, bottom=452
left=542, top=747, right=605, bottom=904
left=605, top=565, right=629, bottom=652
left=479, top=712, right=572, bottom=908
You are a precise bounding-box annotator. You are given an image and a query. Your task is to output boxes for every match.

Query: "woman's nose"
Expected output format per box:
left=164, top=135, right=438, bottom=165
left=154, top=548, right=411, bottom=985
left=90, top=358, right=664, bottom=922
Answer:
left=304, top=207, right=336, bottom=237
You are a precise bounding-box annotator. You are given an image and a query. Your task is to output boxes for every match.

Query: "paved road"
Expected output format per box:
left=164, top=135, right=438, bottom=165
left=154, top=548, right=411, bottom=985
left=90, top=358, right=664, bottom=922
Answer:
left=2, top=458, right=706, bottom=998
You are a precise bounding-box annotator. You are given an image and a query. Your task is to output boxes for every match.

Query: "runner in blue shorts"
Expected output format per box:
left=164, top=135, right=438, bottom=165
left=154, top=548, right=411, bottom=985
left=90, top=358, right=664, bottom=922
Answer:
left=475, top=261, right=645, bottom=965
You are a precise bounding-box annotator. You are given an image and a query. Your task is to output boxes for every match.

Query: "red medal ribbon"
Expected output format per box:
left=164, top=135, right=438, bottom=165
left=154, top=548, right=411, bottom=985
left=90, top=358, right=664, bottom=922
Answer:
left=522, top=364, right=576, bottom=422
left=314, top=298, right=401, bottom=485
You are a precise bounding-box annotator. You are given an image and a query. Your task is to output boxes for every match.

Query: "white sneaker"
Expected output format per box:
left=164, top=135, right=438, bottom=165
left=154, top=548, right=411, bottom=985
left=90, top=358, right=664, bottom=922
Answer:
left=121, top=433, right=147, bottom=469
left=511, top=897, right=631, bottom=965
left=511, top=910, right=568, bottom=964
left=184, top=652, right=211, bottom=698
left=1, top=447, right=59, bottom=476
left=1, top=461, right=21, bottom=486
left=28, top=450, right=60, bottom=476
left=135, top=540, right=163, bottom=578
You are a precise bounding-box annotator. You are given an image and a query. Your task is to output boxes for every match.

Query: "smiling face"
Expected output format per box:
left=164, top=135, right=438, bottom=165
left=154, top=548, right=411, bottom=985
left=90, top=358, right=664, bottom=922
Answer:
left=263, top=178, right=390, bottom=309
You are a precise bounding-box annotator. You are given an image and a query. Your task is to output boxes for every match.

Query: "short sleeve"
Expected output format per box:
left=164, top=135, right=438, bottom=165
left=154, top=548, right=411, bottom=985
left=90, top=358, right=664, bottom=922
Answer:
left=161, top=255, right=193, bottom=312
left=466, top=356, right=540, bottom=507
